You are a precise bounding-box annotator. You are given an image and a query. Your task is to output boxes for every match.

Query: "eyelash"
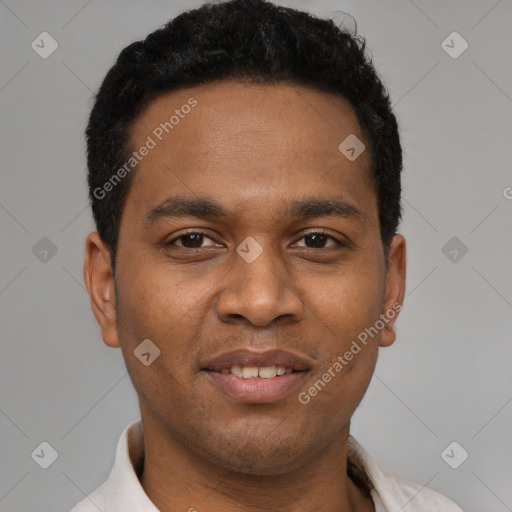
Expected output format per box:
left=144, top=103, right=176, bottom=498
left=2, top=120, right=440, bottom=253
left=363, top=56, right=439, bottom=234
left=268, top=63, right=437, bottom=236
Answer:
left=165, top=230, right=347, bottom=250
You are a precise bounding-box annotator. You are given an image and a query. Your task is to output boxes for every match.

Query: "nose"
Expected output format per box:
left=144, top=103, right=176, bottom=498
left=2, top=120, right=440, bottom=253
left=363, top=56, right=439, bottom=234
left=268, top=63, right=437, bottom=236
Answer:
left=215, top=245, right=304, bottom=327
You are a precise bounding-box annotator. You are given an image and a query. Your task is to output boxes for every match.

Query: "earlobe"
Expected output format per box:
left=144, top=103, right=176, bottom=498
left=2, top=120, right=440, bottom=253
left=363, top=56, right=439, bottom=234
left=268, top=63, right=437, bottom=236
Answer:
left=380, top=234, right=406, bottom=348
left=83, top=232, right=121, bottom=348
left=380, top=324, right=396, bottom=348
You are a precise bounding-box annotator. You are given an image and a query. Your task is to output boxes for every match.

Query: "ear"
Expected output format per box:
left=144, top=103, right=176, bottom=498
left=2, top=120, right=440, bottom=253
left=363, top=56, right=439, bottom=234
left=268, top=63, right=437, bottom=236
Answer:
left=379, top=234, right=406, bottom=348
left=83, top=232, right=121, bottom=348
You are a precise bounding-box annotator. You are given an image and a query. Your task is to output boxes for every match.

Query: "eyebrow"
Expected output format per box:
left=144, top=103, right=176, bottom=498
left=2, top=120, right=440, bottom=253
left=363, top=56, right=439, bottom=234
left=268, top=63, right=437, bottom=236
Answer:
left=144, top=195, right=363, bottom=227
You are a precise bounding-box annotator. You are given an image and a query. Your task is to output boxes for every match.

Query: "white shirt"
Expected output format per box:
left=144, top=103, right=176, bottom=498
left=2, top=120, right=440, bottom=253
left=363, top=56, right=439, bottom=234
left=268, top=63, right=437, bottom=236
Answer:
left=70, top=420, right=463, bottom=512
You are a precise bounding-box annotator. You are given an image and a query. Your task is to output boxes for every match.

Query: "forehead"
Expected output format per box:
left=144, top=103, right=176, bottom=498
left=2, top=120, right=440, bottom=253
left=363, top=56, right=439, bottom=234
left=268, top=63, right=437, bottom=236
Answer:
left=124, top=80, right=375, bottom=223
left=132, top=80, right=367, bottom=156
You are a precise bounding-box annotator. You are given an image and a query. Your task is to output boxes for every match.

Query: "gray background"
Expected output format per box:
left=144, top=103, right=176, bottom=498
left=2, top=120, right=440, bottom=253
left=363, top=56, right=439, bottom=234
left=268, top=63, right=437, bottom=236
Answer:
left=1, top=0, right=511, bottom=511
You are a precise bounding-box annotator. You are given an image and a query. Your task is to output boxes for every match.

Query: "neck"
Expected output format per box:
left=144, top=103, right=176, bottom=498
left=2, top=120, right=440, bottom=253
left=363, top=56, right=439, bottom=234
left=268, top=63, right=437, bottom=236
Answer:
left=138, top=419, right=374, bottom=512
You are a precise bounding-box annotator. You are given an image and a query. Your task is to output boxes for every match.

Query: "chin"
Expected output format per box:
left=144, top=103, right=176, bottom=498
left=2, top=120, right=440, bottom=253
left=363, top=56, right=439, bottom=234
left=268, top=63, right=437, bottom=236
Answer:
left=201, top=431, right=309, bottom=476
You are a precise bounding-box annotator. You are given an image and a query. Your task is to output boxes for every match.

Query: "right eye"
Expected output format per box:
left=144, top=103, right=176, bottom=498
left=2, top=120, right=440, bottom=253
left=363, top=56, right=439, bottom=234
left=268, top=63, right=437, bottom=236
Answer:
left=165, top=231, right=219, bottom=249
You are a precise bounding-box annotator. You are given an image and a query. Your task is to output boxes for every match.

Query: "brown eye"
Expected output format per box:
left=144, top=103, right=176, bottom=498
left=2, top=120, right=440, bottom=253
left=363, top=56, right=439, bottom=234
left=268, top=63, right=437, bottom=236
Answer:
left=166, top=231, right=217, bottom=249
left=304, top=233, right=328, bottom=248
left=295, top=232, right=345, bottom=249
left=176, top=233, right=205, bottom=248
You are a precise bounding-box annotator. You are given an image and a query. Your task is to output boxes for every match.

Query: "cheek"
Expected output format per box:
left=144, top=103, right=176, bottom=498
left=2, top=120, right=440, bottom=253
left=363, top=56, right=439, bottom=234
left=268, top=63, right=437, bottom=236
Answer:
left=299, top=346, right=377, bottom=437
left=300, top=270, right=382, bottom=418
left=305, top=262, right=385, bottom=340
left=114, top=258, right=216, bottom=385
left=299, top=260, right=384, bottom=401
left=117, top=258, right=201, bottom=332
left=114, top=263, right=203, bottom=412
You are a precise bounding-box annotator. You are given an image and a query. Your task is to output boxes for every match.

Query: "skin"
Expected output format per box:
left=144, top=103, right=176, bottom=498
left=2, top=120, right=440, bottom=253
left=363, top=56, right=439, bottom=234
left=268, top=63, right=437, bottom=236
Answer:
left=84, top=80, right=406, bottom=512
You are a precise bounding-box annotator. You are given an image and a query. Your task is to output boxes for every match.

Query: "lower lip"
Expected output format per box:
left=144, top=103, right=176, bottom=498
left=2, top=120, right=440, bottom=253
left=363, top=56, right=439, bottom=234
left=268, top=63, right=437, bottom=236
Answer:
left=204, top=371, right=308, bottom=403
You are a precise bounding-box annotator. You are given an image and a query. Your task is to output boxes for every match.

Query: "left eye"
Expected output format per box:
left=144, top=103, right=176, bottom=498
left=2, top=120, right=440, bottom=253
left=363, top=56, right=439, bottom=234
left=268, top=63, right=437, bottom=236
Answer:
left=294, top=233, right=343, bottom=249
left=166, top=231, right=343, bottom=250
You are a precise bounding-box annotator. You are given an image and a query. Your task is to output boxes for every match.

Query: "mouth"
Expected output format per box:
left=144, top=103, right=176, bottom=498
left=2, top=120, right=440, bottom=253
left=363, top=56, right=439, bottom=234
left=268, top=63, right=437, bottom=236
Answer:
left=201, top=349, right=311, bottom=403
left=205, top=364, right=297, bottom=378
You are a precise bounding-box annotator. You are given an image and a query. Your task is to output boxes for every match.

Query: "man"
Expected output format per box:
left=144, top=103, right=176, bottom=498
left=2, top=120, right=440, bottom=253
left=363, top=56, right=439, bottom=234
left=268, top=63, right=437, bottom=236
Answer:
left=74, top=0, right=463, bottom=510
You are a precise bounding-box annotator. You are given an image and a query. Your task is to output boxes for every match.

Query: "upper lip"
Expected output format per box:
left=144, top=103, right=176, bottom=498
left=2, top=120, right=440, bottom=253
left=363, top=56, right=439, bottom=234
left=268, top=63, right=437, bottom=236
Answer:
left=203, top=349, right=312, bottom=372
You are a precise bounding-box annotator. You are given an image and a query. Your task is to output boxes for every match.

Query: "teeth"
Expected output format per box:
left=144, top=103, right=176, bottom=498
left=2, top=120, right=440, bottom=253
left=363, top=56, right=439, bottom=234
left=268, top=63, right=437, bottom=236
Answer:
left=259, top=366, right=277, bottom=378
left=242, top=366, right=259, bottom=379
left=219, top=365, right=294, bottom=378
left=230, top=365, right=243, bottom=377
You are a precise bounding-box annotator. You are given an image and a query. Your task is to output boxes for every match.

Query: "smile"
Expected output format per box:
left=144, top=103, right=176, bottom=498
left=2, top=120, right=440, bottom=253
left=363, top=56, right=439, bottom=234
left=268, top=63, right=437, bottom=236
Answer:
left=215, top=365, right=294, bottom=378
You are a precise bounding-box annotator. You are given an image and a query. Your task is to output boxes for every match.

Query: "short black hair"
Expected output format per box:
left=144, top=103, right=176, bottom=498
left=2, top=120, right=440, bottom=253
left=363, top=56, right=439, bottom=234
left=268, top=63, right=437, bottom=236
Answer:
left=86, top=0, right=402, bottom=274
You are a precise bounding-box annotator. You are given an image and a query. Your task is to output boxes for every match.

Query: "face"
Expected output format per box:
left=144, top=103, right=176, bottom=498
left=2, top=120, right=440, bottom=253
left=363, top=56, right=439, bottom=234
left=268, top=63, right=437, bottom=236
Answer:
left=85, top=80, right=406, bottom=475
